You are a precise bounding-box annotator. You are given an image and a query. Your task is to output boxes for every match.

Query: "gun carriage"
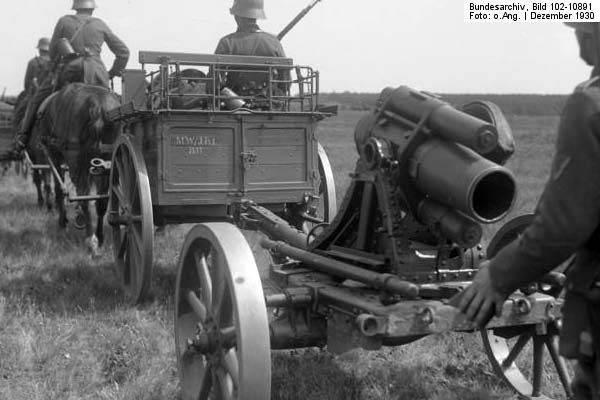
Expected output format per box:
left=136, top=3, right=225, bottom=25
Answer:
left=105, top=52, right=337, bottom=303
left=172, top=86, right=572, bottom=399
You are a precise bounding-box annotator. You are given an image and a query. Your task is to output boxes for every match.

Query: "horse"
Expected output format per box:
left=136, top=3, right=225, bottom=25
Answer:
left=13, top=90, right=54, bottom=209
left=36, top=82, right=121, bottom=255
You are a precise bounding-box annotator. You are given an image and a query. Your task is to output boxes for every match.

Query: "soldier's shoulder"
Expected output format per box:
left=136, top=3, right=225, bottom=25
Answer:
left=257, top=30, right=278, bottom=39
left=574, top=76, right=600, bottom=97
left=565, top=77, right=600, bottom=116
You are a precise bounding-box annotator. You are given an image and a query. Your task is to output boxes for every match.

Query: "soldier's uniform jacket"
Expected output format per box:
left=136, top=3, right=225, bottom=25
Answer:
left=24, top=55, right=50, bottom=92
left=489, top=77, right=600, bottom=360
left=214, top=22, right=288, bottom=95
left=49, top=14, right=129, bottom=88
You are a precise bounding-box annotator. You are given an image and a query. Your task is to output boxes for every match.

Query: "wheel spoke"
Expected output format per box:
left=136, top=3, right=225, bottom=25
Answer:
left=222, top=347, right=240, bottom=389
left=117, top=229, right=128, bottom=259
left=545, top=334, right=573, bottom=395
left=216, top=366, right=235, bottom=400
left=211, top=255, right=227, bottom=318
left=115, top=156, right=130, bottom=200
left=186, top=290, right=208, bottom=322
left=502, top=332, right=532, bottom=370
left=197, top=368, right=214, bottom=400
left=112, top=185, right=127, bottom=207
left=531, top=336, right=544, bottom=397
left=127, top=228, right=139, bottom=289
left=130, top=225, right=145, bottom=259
left=194, top=251, right=213, bottom=310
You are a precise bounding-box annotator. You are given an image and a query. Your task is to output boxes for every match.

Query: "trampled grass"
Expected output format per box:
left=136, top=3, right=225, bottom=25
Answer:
left=0, top=110, right=563, bottom=399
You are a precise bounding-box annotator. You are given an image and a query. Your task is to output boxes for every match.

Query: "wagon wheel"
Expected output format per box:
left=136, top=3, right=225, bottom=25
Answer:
left=481, top=213, right=572, bottom=399
left=109, top=134, right=154, bottom=304
left=301, top=142, right=337, bottom=238
left=175, top=223, right=271, bottom=400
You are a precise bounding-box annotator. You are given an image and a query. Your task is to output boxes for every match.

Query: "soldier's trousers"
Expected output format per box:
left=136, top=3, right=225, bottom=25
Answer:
left=18, top=79, right=54, bottom=144
left=571, top=358, right=599, bottom=400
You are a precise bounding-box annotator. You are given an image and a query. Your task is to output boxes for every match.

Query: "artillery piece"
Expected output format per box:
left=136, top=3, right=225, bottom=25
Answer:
left=174, top=86, right=570, bottom=399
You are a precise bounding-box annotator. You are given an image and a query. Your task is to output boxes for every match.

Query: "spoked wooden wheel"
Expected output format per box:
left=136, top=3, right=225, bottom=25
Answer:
left=482, top=322, right=573, bottom=399
left=175, top=223, right=271, bottom=400
left=109, top=134, right=154, bottom=304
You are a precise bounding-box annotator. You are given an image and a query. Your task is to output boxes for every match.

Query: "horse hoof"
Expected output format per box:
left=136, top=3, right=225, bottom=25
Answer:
left=86, top=235, right=100, bottom=259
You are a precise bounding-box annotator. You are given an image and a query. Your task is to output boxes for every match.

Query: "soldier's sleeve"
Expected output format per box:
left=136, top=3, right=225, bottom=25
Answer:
left=489, top=89, right=600, bottom=294
left=24, top=59, right=34, bottom=91
left=214, top=37, right=231, bottom=55
left=102, top=21, right=129, bottom=77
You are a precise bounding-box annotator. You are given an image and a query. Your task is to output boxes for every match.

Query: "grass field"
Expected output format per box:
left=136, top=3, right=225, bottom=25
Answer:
left=0, top=110, right=563, bottom=399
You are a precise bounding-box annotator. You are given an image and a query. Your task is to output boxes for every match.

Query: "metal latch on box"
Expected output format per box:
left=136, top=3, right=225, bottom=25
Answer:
left=241, top=150, right=257, bottom=169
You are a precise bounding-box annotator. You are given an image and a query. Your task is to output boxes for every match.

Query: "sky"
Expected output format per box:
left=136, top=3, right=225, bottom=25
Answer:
left=0, top=0, right=592, bottom=96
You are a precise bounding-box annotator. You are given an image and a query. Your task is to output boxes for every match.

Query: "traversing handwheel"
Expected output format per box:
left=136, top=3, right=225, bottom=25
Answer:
left=175, top=223, right=271, bottom=400
left=109, top=134, right=154, bottom=304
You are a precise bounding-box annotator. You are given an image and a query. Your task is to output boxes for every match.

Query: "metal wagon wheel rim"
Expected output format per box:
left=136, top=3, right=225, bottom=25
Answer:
left=302, top=142, right=337, bottom=239
left=109, top=134, right=154, bottom=304
left=317, top=142, right=337, bottom=223
left=175, top=223, right=271, bottom=400
left=482, top=322, right=573, bottom=399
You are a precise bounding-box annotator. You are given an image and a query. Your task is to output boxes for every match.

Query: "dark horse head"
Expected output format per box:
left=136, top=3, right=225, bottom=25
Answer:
left=37, top=83, right=121, bottom=255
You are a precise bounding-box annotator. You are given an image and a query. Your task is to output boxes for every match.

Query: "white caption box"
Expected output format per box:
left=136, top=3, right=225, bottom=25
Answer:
left=464, top=0, right=600, bottom=22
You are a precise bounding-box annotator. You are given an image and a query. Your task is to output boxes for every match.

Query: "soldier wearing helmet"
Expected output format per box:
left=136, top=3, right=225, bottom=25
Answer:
left=454, top=22, right=600, bottom=400
left=24, top=38, right=51, bottom=92
left=214, top=0, right=289, bottom=99
left=12, top=38, right=52, bottom=142
left=14, top=0, right=129, bottom=153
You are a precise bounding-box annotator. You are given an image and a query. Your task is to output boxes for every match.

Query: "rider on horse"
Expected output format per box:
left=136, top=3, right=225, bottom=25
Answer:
left=14, top=0, right=129, bottom=155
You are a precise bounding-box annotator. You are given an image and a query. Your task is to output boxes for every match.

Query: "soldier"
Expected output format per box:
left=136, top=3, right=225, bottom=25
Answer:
left=214, top=0, right=289, bottom=98
left=453, top=23, right=600, bottom=400
left=24, top=38, right=51, bottom=92
left=14, top=0, right=129, bottom=153
left=13, top=38, right=52, bottom=130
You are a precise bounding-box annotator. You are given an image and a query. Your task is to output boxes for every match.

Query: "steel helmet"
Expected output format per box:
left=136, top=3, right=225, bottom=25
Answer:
left=72, top=0, right=97, bottom=10
left=36, top=37, right=50, bottom=51
left=230, top=0, right=266, bottom=19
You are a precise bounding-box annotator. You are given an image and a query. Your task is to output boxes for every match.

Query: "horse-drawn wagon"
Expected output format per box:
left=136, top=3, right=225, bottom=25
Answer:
left=106, top=52, right=337, bottom=303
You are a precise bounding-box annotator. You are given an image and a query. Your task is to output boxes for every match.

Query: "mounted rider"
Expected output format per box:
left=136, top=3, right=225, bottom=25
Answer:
left=214, top=0, right=289, bottom=99
left=14, top=0, right=129, bottom=153
left=13, top=38, right=52, bottom=130
left=455, top=22, right=600, bottom=400
left=24, top=38, right=51, bottom=93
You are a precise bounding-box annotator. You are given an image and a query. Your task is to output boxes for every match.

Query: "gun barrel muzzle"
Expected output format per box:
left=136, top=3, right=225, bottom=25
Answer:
left=411, top=138, right=516, bottom=223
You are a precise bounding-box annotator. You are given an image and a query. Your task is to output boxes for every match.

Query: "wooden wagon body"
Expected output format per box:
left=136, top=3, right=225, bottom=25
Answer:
left=106, top=51, right=336, bottom=301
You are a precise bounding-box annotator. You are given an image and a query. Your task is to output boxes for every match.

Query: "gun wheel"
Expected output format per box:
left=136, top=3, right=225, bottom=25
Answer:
left=175, top=223, right=271, bottom=400
left=109, top=134, right=154, bottom=304
left=482, top=322, right=573, bottom=399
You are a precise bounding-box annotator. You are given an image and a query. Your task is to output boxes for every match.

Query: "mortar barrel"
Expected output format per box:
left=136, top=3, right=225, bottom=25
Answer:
left=411, top=138, right=516, bottom=223
left=386, top=86, right=498, bottom=154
